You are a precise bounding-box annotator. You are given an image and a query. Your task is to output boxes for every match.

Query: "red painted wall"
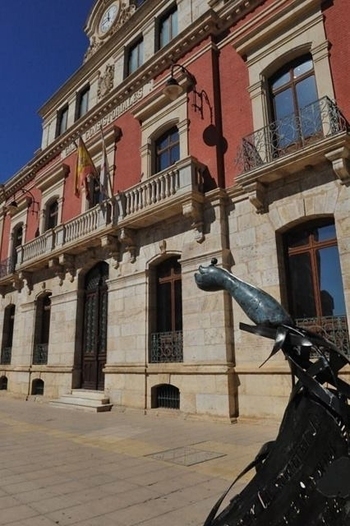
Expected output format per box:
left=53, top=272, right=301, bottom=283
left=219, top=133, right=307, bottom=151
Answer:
left=323, top=0, right=350, bottom=120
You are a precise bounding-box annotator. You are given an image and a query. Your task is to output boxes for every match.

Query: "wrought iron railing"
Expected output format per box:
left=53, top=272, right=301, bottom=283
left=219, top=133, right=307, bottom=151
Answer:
left=296, top=315, right=349, bottom=356
left=0, top=257, right=15, bottom=278
left=236, top=96, right=350, bottom=173
left=32, top=343, right=48, bottom=365
left=0, top=347, right=12, bottom=365
left=150, top=331, right=183, bottom=363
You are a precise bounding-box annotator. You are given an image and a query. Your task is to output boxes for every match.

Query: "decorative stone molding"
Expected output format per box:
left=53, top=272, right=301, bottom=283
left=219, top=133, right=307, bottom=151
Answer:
left=101, top=234, right=121, bottom=268
left=48, top=258, right=65, bottom=286
left=97, top=64, right=115, bottom=100
left=59, top=254, right=76, bottom=282
left=244, top=180, right=268, bottom=213
left=182, top=200, right=205, bottom=243
left=12, top=271, right=32, bottom=293
left=118, top=227, right=136, bottom=263
left=159, top=239, right=167, bottom=254
left=325, top=146, right=350, bottom=185
left=84, top=36, right=102, bottom=62
left=112, top=3, right=136, bottom=34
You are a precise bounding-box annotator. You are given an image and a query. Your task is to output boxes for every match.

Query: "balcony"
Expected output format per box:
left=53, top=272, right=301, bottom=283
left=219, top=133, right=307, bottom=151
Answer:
left=0, top=156, right=205, bottom=279
left=0, top=347, right=12, bottom=365
left=0, top=258, right=15, bottom=278
left=117, top=156, right=205, bottom=228
left=296, top=315, right=349, bottom=357
left=150, top=331, right=183, bottom=363
left=33, top=343, right=48, bottom=365
left=236, top=97, right=350, bottom=193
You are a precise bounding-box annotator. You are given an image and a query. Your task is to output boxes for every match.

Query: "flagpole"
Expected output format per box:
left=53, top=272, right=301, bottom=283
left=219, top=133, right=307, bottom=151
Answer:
left=100, top=129, right=114, bottom=200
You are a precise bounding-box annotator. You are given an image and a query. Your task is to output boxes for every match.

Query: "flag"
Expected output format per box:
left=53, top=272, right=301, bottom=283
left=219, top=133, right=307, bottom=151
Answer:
left=100, top=130, right=113, bottom=200
left=75, top=136, right=97, bottom=197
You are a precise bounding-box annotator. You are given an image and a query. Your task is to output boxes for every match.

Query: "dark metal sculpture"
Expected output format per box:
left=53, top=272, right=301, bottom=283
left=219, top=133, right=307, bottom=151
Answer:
left=195, top=259, right=350, bottom=526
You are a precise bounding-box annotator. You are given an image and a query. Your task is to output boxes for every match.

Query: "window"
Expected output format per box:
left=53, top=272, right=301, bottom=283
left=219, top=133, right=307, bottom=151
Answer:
left=33, top=293, right=51, bottom=365
left=284, top=219, right=349, bottom=353
left=56, top=105, right=68, bottom=137
left=150, top=257, right=183, bottom=363
left=157, top=6, right=178, bottom=49
left=126, top=38, right=143, bottom=76
left=133, top=0, right=147, bottom=6
left=87, top=173, right=103, bottom=208
left=155, top=126, right=179, bottom=173
left=75, top=86, right=90, bottom=120
left=31, top=379, right=44, bottom=395
left=152, top=384, right=180, bottom=409
left=0, top=377, right=8, bottom=390
left=269, top=55, right=319, bottom=151
left=46, top=199, right=58, bottom=230
left=11, top=224, right=23, bottom=273
left=1, top=305, right=15, bottom=365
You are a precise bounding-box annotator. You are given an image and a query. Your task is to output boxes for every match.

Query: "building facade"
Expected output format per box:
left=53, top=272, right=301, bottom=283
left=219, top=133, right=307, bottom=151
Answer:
left=0, top=0, right=349, bottom=420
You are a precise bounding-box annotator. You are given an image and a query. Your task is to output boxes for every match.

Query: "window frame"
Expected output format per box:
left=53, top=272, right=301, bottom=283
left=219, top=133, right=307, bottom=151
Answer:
left=156, top=4, right=178, bottom=50
left=56, top=105, right=69, bottom=137
left=284, top=219, right=345, bottom=319
left=126, top=37, right=144, bottom=77
left=45, top=199, right=59, bottom=231
left=75, top=85, right=90, bottom=121
left=154, top=125, right=180, bottom=174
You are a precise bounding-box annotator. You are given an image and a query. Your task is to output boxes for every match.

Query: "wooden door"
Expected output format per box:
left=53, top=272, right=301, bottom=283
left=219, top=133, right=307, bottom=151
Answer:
left=82, top=262, right=108, bottom=390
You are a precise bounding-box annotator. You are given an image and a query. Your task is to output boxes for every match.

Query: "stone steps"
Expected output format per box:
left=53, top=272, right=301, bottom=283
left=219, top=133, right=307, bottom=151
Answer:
left=50, top=389, right=113, bottom=413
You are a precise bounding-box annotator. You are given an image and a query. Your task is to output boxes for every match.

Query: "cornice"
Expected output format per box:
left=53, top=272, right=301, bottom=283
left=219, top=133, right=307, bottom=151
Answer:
left=230, top=0, right=323, bottom=57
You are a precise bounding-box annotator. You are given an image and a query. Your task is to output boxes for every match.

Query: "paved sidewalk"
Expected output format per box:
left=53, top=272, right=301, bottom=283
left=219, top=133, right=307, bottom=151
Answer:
left=0, top=395, right=279, bottom=526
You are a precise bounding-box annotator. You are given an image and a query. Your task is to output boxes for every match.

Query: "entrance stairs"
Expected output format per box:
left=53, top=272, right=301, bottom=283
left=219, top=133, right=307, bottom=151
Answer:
left=50, top=389, right=113, bottom=413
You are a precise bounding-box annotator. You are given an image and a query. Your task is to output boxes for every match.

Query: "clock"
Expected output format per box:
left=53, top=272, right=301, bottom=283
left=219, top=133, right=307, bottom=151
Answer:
left=99, top=2, right=120, bottom=34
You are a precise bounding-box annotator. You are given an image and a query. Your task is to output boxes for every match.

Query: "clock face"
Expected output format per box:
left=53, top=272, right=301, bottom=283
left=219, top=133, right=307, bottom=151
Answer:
left=99, top=3, right=119, bottom=34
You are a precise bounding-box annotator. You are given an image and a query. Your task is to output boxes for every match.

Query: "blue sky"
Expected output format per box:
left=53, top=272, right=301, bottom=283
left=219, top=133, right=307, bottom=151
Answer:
left=0, top=1, right=95, bottom=182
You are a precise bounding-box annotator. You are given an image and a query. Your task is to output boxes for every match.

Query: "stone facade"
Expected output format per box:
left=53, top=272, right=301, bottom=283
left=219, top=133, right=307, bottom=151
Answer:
left=0, top=0, right=350, bottom=421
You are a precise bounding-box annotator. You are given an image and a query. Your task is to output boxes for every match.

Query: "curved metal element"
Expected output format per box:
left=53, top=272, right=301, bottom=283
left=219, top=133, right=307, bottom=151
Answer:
left=195, top=259, right=294, bottom=327
left=195, top=261, right=350, bottom=525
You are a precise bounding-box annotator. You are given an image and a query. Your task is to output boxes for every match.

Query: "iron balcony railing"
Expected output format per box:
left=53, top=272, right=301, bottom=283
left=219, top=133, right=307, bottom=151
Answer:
left=0, top=257, right=15, bottom=278
left=236, top=96, right=350, bottom=173
left=0, top=347, right=12, bottom=365
left=32, top=343, right=48, bottom=365
left=150, top=331, right=183, bottom=363
left=296, top=315, right=349, bottom=356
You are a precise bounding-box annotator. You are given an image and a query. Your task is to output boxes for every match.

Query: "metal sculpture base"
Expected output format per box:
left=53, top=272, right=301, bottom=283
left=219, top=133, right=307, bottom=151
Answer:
left=195, top=261, right=350, bottom=526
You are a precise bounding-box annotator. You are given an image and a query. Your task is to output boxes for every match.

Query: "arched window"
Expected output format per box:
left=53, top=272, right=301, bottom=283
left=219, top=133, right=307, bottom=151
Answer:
left=284, top=219, right=349, bottom=353
left=0, top=376, right=8, bottom=390
left=269, top=55, right=320, bottom=152
left=152, top=384, right=180, bottom=409
left=154, top=126, right=180, bottom=173
left=31, top=379, right=44, bottom=396
left=33, top=293, right=52, bottom=365
left=150, top=257, right=183, bottom=363
left=1, top=304, right=15, bottom=365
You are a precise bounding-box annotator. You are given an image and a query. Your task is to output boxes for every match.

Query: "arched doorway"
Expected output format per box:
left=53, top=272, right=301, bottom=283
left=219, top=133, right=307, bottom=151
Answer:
left=82, top=262, right=109, bottom=390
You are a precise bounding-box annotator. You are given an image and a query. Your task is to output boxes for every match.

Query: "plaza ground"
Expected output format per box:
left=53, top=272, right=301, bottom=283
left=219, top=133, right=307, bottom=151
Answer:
left=0, top=395, right=279, bottom=525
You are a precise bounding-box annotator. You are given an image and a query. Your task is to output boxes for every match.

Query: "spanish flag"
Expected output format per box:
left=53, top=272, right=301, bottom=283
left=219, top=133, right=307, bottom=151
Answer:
left=75, top=136, right=97, bottom=197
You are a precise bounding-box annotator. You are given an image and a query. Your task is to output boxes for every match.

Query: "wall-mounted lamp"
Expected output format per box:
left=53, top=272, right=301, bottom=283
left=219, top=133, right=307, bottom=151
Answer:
left=162, top=64, right=197, bottom=101
left=6, top=189, right=40, bottom=217
left=163, top=64, right=213, bottom=121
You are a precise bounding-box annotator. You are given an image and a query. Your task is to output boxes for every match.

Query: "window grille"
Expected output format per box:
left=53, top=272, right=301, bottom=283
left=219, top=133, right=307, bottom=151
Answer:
left=153, top=384, right=180, bottom=409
